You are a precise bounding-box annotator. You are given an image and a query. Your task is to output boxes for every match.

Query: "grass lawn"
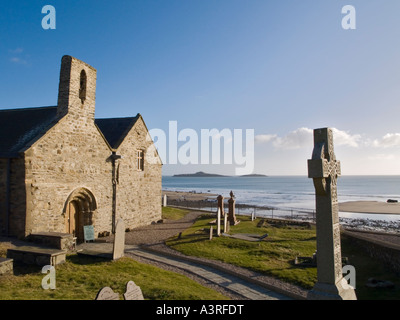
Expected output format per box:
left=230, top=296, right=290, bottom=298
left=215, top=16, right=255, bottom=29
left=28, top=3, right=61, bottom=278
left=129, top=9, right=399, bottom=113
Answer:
left=0, top=248, right=229, bottom=300
left=166, top=212, right=400, bottom=300
left=167, top=213, right=318, bottom=289
left=162, top=206, right=190, bottom=220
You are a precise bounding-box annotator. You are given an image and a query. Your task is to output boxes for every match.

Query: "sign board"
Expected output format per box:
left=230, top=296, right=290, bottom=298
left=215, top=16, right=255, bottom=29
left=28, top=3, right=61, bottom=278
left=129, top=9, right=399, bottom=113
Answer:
left=83, top=225, right=95, bottom=242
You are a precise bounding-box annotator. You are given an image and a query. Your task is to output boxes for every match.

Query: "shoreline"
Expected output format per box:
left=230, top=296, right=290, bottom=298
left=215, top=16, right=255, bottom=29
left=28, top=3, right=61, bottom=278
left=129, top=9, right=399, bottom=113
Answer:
left=163, top=190, right=400, bottom=215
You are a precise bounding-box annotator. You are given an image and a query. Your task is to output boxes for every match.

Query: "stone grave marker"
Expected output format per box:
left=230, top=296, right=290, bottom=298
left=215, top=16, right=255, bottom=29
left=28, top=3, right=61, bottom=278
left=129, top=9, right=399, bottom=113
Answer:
left=209, top=226, right=213, bottom=240
left=163, top=194, right=167, bottom=207
left=307, top=127, right=357, bottom=300
left=95, top=286, right=120, bottom=300
left=217, top=195, right=224, bottom=216
left=228, top=191, right=239, bottom=225
left=112, top=218, right=125, bottom=260
left=223, top=212, right=229, bottom=233
left=123, top=280, right=144, bottom=300
left=217, top=208, right=221, bottom=236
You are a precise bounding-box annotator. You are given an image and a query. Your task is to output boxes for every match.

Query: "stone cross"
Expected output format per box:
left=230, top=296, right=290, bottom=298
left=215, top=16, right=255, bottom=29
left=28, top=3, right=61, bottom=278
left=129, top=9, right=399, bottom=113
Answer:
left=112, top=218, right=125, bottom=260
left=216, top=208, right=221, bottom=236
left=307, top=128, right=356, bottom=300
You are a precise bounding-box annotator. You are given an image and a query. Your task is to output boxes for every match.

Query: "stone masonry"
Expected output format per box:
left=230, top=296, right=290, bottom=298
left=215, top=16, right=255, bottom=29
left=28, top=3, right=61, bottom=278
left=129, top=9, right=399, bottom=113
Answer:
left=0, top=55, right=162, bottom=240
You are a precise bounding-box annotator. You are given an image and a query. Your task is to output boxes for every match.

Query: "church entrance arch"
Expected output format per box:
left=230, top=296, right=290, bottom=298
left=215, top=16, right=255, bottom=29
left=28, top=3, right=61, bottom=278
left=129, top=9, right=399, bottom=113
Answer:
left=63, top=188, right=97, bottom=243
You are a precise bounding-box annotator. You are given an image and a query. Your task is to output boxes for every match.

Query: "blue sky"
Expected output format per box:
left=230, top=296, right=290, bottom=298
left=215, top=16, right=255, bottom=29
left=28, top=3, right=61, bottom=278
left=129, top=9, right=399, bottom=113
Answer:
left=1, top=1, right=400, bottom=175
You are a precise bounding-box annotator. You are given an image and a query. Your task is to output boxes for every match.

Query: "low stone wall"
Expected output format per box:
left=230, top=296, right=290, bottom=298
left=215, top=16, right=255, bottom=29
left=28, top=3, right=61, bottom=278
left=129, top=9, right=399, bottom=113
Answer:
left=343, top=230, right=400, bottom=273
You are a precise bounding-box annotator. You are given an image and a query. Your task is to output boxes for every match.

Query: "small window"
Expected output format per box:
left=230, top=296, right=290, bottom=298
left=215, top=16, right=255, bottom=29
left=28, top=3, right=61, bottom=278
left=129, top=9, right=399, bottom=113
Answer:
left=136, top=150, right=144, bottom=171
left=79, top=70, right=87, bottom=104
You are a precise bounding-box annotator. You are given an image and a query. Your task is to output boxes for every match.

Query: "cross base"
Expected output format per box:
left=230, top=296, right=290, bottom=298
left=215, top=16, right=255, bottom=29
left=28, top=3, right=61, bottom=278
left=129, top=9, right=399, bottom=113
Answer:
left=307, top=278, right=357, bottom=300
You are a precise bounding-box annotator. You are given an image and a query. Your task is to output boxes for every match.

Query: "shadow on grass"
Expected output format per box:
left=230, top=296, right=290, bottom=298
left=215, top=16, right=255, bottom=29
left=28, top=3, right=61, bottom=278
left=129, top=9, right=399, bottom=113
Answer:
left=67, top=254, right=110, bottom=265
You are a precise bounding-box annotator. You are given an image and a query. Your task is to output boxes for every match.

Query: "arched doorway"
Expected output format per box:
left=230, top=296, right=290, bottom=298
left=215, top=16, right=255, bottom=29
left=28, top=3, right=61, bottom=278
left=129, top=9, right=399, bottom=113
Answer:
left=63, top=188, right=97, bottom=243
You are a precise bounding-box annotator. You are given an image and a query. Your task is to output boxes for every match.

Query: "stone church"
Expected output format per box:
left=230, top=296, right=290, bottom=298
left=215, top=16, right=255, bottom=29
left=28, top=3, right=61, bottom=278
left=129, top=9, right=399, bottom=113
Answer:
left=0, top=55, right=162, bottom=242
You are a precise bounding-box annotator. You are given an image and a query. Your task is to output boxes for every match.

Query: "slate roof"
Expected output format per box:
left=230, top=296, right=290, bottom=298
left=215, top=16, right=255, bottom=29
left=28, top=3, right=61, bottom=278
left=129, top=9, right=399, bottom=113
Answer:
left=0, top=106, right=58, bottom=157
left=0, top=106, right=141, bottom=157
left=95, top=115, right=140, bottom=149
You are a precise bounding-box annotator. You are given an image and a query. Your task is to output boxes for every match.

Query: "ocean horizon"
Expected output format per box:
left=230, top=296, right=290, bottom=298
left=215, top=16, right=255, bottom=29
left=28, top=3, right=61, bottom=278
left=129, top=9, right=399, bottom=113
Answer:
left=162, top=175, right=400, bottom=228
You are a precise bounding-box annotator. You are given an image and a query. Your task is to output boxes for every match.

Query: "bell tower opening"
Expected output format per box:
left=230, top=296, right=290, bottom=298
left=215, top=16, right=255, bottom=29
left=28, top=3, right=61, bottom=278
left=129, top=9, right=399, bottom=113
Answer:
left=79, top=69, right=87, bottom=104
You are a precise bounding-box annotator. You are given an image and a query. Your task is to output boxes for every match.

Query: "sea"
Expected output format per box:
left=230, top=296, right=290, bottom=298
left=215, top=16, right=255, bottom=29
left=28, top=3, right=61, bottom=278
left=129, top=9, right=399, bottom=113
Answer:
left=162, top=175, right=400, bottom=232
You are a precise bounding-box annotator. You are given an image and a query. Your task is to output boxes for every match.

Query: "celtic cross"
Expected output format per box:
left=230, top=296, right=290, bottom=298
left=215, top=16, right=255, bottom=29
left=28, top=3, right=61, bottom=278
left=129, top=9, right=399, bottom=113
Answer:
left=307, top=128, right=356, bottom=300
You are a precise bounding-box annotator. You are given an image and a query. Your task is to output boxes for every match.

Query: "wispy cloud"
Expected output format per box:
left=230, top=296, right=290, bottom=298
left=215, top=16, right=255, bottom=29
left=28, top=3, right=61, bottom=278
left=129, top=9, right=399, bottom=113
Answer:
left=8, top=48, right=29, bottom=65
left=9, top=57, right=28, bottom=65
left=255, top=127, right=362, bottom=150
left=372, top=133, right=400, bottom=148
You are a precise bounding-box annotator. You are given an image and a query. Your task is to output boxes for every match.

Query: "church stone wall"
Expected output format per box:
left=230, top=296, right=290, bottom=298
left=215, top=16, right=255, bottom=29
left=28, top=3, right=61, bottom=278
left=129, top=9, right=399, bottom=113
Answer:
left=115, top=117, right=162, bottom=229
left=24, top=115, right=114, bottom=238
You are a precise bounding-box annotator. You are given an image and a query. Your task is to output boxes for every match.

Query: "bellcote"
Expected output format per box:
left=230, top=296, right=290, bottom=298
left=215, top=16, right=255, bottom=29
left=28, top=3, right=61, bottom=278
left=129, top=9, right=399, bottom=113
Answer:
left=57, top=55, right=97, bottom=121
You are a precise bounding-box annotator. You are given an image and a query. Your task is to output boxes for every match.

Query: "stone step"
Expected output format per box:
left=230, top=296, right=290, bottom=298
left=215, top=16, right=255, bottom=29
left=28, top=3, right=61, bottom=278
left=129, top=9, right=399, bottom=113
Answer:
left=7, top=246, right=66, bottom=266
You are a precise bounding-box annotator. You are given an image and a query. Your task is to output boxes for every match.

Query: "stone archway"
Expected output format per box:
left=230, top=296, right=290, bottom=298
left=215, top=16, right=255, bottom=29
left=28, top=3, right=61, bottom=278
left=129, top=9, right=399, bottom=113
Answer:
left=63, top=188, right=97, bottom=242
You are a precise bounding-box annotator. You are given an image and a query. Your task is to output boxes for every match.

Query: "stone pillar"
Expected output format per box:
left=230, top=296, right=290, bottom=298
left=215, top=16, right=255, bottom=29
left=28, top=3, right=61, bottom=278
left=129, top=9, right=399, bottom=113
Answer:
left=163, top=194, right=167, bottom=207
left=217, top=195, right=224, bottom=217
left=307, top=128, right=356, bottom=300
left=228, top=191, right=239, bottom=226
left=216, top=208, right=221, bottom=236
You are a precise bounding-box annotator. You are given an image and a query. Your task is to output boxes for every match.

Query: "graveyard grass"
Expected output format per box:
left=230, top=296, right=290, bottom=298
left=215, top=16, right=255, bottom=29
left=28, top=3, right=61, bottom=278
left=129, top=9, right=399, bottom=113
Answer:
left=0, top=252, right=228, bottom=300
left=162, top=206, right=190, bottom=220
left=166, top=213, right=400, bottom=299
left=167, top=214, right=318, bottom=289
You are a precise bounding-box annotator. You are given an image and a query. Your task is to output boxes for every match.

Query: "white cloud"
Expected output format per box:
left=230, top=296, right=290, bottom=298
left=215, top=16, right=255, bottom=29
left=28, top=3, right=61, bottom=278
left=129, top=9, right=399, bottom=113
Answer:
left=255, top=134, right=277, bottom=144
left=273, top=127, right=313, bottom=150
left=372, top=133, right=400, bottom=148
left=10, top=57, right=27, bottom=65
left=368, top=154, right=396, bottom=161
left=255, top=127, right=362, bottom=150
left=332, top=128, right=361, bottom=147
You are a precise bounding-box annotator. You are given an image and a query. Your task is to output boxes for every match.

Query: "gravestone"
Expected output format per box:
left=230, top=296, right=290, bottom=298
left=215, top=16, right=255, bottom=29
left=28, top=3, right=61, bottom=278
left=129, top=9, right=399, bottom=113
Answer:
left=209, top=226, right=213, bottom=240
left=123, top=280, right=144, bottom=300
left=228, top=191, right=239, bottom=225
left=95, top=287, right=120, bottom=300
left=83, top=225, right=95, bottom=243
left=223, top=212, right=229, bottom=233
left=217, top=195, right=224, bottom=216
left=307, top=128, right=357, bottom=300
left=112, top=218, right=125, bottom=260
left=163, top=194, right=167, bottom=207
left=216, top=208, right=221, bottom=236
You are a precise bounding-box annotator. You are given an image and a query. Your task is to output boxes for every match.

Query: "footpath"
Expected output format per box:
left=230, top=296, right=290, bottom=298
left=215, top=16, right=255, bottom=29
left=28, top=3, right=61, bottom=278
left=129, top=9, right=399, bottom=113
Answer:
left=77, top=241, right=295, bottom=300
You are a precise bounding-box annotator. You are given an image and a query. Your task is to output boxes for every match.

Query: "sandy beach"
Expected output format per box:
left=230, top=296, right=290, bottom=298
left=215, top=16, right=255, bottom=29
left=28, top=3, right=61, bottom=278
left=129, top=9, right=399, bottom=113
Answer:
left=339, top=201, right=400, bottom=215
left=163, top=190, right=218, bottom=202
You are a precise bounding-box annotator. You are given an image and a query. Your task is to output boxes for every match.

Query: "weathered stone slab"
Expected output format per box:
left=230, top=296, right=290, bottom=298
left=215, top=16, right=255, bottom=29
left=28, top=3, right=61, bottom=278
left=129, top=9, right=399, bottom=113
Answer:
left=0, top=258, right=13, bottom=275
left=7, top=246, right=66, bottom=266
left=29, top=232, right=76, bottom=251
left=123, top=280, right=144, bottom=300
left=113, top=218, right=125, bottom=260
left=95, top=287, right=120, bottom=300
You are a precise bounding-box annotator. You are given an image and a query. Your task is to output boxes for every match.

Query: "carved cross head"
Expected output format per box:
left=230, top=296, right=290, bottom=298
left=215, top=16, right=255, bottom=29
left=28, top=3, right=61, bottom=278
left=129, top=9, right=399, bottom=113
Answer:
left=308, top=128, right=341, bottom=195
